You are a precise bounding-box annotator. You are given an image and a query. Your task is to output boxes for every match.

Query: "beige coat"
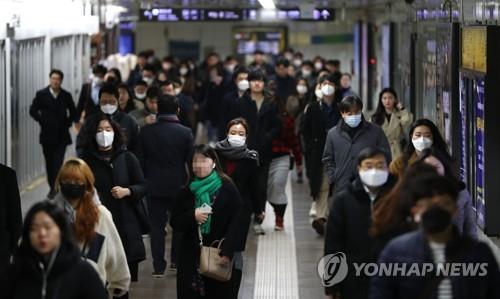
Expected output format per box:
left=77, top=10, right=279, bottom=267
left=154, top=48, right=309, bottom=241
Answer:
left=378, top=109, right=413, bottom=159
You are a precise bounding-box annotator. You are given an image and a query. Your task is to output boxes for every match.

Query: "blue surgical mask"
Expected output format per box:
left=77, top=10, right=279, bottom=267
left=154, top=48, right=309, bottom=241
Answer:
left=344, top=114, right=362, bottom=128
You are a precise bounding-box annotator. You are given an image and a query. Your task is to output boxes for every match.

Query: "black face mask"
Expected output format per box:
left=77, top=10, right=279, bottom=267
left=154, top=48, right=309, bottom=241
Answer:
left=60, top=183, right=86, bottom=200
left=421, top=205, right=452, bottom=234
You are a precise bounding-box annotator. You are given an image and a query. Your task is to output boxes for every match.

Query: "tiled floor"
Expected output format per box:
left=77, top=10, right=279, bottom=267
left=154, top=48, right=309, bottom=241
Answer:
left=20, top=170, right=327, bottom=299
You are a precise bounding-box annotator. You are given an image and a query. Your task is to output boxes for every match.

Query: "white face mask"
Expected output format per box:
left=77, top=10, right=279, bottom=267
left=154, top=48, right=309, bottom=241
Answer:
left=301, top=69, right=312, bottom=77
left=412, top=137, right=433, bottom=152
left=314, top=62, right=323, bottom=71
left=228, top=135, right=246, bottom=147
left=285, top=53, right=293, bottom=61
left=315, top=89, right=324, bottom=100
left=96, top=131, right=114, bottom=148
left=143, top=77, right=154, bottom=86
left=359, top=169, right=389, bottom=187
left=101, top=104, right=118, bottom=115
left=237, top=80, right=250, bottom=92
left=321, top=84, right=335, bottom=96
left=225, top=64, right=236, bottom=73
left=175, top=88, right=182, bottom=95
left=293, top=59, right=302, bottom=67
left=296, top=85, right=308, bottom=95
left=344, top=114, right=362, bottom=128
left=179, top=67, right=189, bottom=76
left=135, top=92, right=146, bottom=100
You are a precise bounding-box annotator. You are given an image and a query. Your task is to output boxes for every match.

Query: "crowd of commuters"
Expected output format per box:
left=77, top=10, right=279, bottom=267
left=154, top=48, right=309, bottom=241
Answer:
left=0, top=47, right=498, bottom=299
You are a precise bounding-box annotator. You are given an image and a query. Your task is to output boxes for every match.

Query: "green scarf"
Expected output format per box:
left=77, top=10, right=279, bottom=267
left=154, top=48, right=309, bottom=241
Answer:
left=189, top=171, right=222, bottom=234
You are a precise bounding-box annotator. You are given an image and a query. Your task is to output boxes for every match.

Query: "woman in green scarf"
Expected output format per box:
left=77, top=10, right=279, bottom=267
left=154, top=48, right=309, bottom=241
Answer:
left=171, top=144, right=243, bottom=299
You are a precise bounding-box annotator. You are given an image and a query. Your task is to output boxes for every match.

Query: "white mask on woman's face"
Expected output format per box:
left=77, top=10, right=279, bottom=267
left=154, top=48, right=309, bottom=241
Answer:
left=228, top=134, right=246, bottom=147
left=315, top=89, right=324, bottom=100
left=296, top=85, right=308, bottom=95
left=321, top=84, right=335, bottom=96
left=96, top=131, right=114, bottom=148
left=237, top=80, right=250, bottom=92
left=412, top=137, right=433, bottom=152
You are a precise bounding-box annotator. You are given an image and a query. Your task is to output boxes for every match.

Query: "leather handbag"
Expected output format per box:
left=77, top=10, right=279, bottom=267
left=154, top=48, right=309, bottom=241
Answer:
left=198, top=227, right=233, bottom=281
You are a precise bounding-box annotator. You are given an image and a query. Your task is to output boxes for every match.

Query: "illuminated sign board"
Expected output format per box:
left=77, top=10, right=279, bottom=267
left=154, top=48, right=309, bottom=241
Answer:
left=139, top=8, right=335, bottom=22
left=461, top=27, right=487, bottom=73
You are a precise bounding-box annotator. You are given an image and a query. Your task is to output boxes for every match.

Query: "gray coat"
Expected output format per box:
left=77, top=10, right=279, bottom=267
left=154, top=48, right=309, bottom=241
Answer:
left=454, top=188, right=478, bottom=238
left=322, top=120, right=391, bottom=193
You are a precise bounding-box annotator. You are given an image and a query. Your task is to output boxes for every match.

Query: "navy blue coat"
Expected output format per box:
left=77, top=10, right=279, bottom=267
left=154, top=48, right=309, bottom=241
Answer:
left=370, top=229, right=500, bottom=299
left=137, top=116, right=193, bottom=198
left=30, top=86, right=77, bottom=145
left=0, top=165, right=22, bottom=272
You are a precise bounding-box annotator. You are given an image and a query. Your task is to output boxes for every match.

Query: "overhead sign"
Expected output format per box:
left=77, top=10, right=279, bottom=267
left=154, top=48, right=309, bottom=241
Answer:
left=461, top=27, right=487, bottom=73
left=139, top=8, right=335, bottom=22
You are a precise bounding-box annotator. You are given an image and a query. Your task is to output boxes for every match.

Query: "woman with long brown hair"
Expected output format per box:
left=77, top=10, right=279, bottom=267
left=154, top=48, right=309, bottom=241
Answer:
left=51, top=158, right=130, bottom=298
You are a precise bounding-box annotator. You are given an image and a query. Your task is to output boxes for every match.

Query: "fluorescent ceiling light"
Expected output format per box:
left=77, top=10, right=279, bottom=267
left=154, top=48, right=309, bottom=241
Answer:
left=258, top=0, right=276, bottom=10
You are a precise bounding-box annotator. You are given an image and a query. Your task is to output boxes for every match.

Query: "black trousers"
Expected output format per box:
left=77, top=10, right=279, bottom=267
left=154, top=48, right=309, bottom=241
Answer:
left=252, top=160, right=271, bottom=219
left=42, top=143, right=67, bottom=192
left=147, top=196, right=178, bottom=273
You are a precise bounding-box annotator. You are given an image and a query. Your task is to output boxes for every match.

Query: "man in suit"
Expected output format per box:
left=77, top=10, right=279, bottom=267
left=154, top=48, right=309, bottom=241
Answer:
left=137, top=94, right=193, bottom=277
left=30, top=69, right=77, bottom=198
left=0, top=164, right=22, bottom=273
left=75, top=64, right=107, bottom=125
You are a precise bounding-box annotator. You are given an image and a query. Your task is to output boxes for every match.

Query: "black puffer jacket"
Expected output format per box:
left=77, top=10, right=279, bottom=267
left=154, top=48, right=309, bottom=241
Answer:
left=81, top=148, right=147, bottom=263
left=1, top=243, right=107, bottom=299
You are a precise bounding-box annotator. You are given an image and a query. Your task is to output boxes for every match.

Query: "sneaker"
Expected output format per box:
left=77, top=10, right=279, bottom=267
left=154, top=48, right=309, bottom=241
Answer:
left=312, top=218, right=326, bottom=236
left=274, top=216, right=284, bottom=231
left=309, top=202, right=317, bottom=217
left=169, top=263, right=177, bottom=272
left=152, top=271, right=164, bottom=278
left=253, top=223, right=266, bottom=235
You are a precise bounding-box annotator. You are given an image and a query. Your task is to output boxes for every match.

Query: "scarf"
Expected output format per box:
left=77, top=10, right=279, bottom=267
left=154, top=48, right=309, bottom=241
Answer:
left=213, top=139, right=259, bottom=163
left=51, top=191, right=101, bottom=224
left=189, top=171, right=222, bottom=234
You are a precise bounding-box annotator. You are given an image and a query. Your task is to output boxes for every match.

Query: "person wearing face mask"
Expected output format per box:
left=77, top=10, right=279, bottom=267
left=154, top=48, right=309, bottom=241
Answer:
left=1, top=201, right=108, bottom=299
left=214, top=118, right=258, bottom=296
left=417, top=149, right=477, bottom=238
left=313, top=56, right=325, bottom=73
left=132, top=80, right=148, bottom=110
left=137, top=94, right=193, bottom=276
left=221, top=67, right=250, bottom=135
left=79, top=115, right=147, bottom=285
left=229, top=71, right=282, bottom=235
left=268, top=97, right=303, bottom=231
left=320, top=96, right=391, bottom=235
left=300, top=73, right=341, bottom=228
left=141, top=64, right=156, bottom=87
left=299, top=61, right=316, bottom=86
left=76, top=64, right=107, bottom=123
left=129, top=87, right=160, bottom=128
left=370, top=172, right=500, bottom=299
left=171, top=145, right=243, bottom=299
left=76, top=84, right=140, bottom=156
left=389, top=118, right=452, bottom=178
left=324, top=147, right=395, bottom=299
left=371, top=88, right=413, bottom=159
left=171, top=78, right=195, bottom=130
left=51, top=159, right=131, bottom=297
